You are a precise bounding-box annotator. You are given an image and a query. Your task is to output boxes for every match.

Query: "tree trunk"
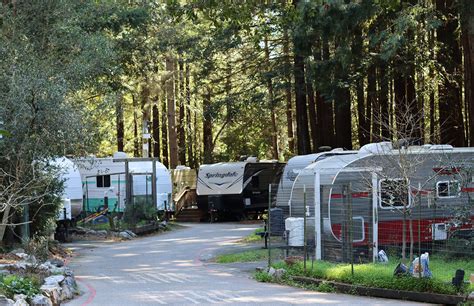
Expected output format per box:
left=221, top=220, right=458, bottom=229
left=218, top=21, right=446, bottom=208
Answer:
left=437, top=0, right=465, bottom=146
left=115, top=92, right=124, bottom=152
left=334, top=86, right=352, bottom=150
left=283, top=29, right=295, bottom=156
left=429, top=30, right=437, bottom=143
left=394, top=62, right=407, bottom=139
left=185, top=63, right=194, bottom=166
left=317, top=37, right=335, bottom=149
left=141, top=83, right=151, bottom=157
left=166, top=57, right=178, bottom=169
left=293, top=52, right=311, bottom=154
left=132, top=94, right=140, bottom=157
left=152, top=95, right=160, bottom=158
left=461, top=0, right=474, bottom=146
left=264, top=37, right=279, bottom=159
left=352, top=27, right=368, bottom=147
left=161, top=89, right=169, bottom=168
left=0, top=205, right=11, bottom=243
left=306, top=64, right=318, bottom=153
left=178, top=58, right=186, bottom=165
left=379, top=64, right=390, bottom=140
left=367, top=64, right=378, bottom=142
left=203, top=88, right=213, bottom=164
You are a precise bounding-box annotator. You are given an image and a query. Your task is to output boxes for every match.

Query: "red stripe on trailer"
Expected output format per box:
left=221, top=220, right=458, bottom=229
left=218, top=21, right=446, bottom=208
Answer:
left=329, top=217, right=474, bottom=245
left=461, top=187, right=474, bottom=192
left=433, top=167, right=461, bottom=175
left=331, top=194, right=343, bottom=199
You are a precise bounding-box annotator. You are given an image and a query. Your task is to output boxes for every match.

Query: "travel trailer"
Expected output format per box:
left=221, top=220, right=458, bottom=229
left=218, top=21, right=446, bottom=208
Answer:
left=289, top=142, right=474, bottom=262
left=76, top=153, right=172, bottom=213
left=52, top=157, right=83, bottom=220
left=275, top=149, right=356, bottom=216
left=197, top=159, right=285, bottom=219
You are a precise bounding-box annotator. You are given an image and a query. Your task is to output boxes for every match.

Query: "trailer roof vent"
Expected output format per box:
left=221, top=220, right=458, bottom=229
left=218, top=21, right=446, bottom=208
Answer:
left=359, top=142, right=392, bottom=155
left=113, top=151, right=128, bottom=159
left=330, top=148, right=344, bottom=152
left=429, top=144, right=453, bottom=151
left=246, top=156, right=258, bottom=162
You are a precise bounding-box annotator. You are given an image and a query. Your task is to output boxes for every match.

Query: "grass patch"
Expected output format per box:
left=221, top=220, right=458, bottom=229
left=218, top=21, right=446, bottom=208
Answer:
left=239, top=228, right=265, bottom=244
left=259, top=257, right=473, bottom=295
left=216, top=249, right=269, bottom=263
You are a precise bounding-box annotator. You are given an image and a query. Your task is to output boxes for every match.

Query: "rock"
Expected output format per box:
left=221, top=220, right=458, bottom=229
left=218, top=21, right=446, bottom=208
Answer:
left=13, top=253, right=28, bottom=260
left=63, top=276, right=76, bottom=289
left=119, top=231, right=133, bottom=240
left=0, top=270, right=10, bottom=276
left=48, top=259, right=64, bottom=268
left=96, top=230, right=108, bottom=236
left=0, top=295, right=15, bottom=306
left=63, top=268, right=74, bottom=278
left=274, top=268, right=286, bottom=280
left=159, top=221, right=167, bottom=229
left=468, top=291, right=474, bottom=301
left=255, top=267, right=265, bottom=272
left=49, top=266, right=66, bottom=275
left=44, top=275, right=65, bottom=286
left=31, top=294, right=53, bottom=306
left=124, top=230, right=137, bottom=238
left=9, top=248, right=25, bottom=255
left=40, top=285, right=61, bottom=306
left=26, top=255, right=37, bottom=265
left=12, top=299, right=27, bottom=306
left=267, top=267, right=276, bottom=277
left=86, top=229, right=97, bottom=236
left=60, top=284, right=73, bottom=301
left=13, top=295, right=27, bottom=302
left=13, top=262, right=27, bottom=270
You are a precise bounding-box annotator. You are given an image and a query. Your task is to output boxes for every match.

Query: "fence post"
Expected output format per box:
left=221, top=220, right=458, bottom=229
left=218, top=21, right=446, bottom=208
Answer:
left=371, top=172, right=379, bottom=263
left=348, top=183, right=354, bottom=277
left=303, top=184, right=307, bottom=273
left=268, top=184, right=272, bottom=269
left=315, top=171, right=321, bottom=260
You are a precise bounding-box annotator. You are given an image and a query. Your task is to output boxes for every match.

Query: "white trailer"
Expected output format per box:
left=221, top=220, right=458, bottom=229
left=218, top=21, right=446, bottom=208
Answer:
left=75, top=153, right=172, bottom=212
left=276, top=149, right=356, bottom=215
left=52, top=157, right=83, bottom=220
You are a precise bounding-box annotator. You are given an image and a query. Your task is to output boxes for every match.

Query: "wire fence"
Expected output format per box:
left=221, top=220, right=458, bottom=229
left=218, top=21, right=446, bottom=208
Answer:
left=267, top=180, right=474, bottom=278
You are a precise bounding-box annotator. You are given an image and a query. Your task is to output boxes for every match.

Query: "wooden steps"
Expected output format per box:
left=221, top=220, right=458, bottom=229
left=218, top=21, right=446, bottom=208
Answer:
left=175, top=208, right=205, bottom=222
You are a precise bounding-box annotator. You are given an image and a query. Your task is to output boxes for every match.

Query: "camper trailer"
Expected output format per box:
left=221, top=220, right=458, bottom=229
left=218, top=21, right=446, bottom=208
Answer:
left=276, top=149, right=356, bottom=216
left=76, top=153, right=172, bottom=213
left=289, top=142, right=474, bottom=262
left=52, top=157, right=83, bottom=220
left=197, top=159, right=285, bottom=220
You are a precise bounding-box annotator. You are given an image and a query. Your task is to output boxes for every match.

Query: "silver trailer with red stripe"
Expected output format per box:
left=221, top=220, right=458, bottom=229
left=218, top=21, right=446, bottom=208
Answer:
left=290, top=142, right=474, bottom=262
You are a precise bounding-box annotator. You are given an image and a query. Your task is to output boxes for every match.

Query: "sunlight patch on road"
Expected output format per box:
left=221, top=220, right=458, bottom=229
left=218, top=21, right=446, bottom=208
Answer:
left=113, top=253, right=139, bottom=257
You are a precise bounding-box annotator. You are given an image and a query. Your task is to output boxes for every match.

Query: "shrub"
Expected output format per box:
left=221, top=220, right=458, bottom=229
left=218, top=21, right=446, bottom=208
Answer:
left=0, top=275, right=40, bottom=298
left=255, top=271, right=273, bottom=282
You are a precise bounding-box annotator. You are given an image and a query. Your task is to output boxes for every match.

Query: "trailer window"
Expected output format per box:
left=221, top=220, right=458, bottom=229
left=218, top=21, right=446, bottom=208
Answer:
left=436, top=181, right=460, bottom=198
left=251, top=176, right=260, bottom=188
left=379, top=179, right=410, bottom=209
left=96, top=175, right=111, bottom=188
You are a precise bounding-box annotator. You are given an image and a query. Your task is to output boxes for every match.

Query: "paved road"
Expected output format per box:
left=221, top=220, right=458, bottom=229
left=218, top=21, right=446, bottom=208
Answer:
left=65, top=223, right=429, bottom=305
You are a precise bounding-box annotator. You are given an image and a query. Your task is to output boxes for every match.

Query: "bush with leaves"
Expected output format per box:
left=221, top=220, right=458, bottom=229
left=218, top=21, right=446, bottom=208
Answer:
left=0, top=275, right=40, bottom=299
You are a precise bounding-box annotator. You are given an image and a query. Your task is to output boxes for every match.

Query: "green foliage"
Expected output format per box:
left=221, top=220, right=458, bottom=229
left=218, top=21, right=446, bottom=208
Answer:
left=272, top=257, right=473, bottom=295
left=254, top=271, right=273, bottom=283
left=123, top=197, right=157, bottom=226
left=23, top=236, right=51, bottom=262
left=239, top=228, right=265, bottom=244
left=0, top=275, right=40, bottom=299
left=316, top=281, right=336, bottom=293
left=215, top=249, right=269, bottom=264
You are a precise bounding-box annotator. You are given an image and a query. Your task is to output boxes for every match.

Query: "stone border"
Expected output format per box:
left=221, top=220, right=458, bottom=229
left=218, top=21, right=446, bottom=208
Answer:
left=291, top=276, right=467, bottom=305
